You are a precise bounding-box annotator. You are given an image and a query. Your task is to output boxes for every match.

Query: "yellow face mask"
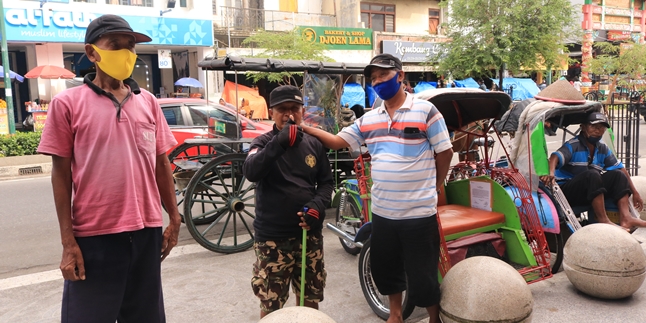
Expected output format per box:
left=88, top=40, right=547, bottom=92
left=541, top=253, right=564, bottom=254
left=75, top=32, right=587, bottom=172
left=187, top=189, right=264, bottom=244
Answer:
left=91, top=44, right=137, bottom=81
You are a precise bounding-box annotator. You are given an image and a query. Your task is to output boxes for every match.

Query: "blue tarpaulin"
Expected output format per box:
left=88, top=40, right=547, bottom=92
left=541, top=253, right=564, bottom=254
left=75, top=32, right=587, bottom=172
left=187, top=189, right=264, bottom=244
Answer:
left=413, top=82, right=436, bottom=93
left=491, top=78, right=540, bottom=101
left=341, top=83, right=366, bottom=109
left=454, top=78, right=480, bottom=89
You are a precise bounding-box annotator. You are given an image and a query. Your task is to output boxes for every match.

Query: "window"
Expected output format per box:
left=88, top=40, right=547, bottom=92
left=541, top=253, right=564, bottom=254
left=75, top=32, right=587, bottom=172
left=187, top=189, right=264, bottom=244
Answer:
left=429, top=9, right=440, bottom=35
left=162, top=106, right=185, bottom=126
left=180, top=0, right=187, bottom=7
left=360, top=3, right=395, bottom=32
left=108, top=0, right=153, bottom=7
left=188, top=107, right=209, bottom=126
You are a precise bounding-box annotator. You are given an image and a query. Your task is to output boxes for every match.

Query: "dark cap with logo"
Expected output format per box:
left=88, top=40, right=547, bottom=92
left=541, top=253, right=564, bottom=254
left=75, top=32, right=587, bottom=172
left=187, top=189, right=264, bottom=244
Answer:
left=364, top=53, right=403, bottom=78
left=587, top=112, right=610, bottom=128
left=85, top=15, right=152, bottom=44
left=269, top=85, right=304, bottom=108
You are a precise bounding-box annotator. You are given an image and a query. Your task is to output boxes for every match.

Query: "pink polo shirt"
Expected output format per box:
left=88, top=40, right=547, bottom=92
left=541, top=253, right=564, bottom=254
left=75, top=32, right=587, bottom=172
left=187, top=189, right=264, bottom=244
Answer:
left=37, top=81, right=177, bottom=237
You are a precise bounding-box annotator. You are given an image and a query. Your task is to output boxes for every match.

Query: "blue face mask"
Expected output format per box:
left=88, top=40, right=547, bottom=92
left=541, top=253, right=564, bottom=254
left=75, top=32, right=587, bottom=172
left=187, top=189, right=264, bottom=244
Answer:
left=373, top=73, right=401, bottom=101
left=587, top=136, right=602, bottom=144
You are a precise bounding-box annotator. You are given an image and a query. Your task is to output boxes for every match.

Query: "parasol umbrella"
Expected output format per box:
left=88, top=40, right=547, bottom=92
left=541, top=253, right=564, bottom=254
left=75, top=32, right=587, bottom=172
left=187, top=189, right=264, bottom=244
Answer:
left=0, top=66, right=24, bottom=82
left=174, top=77, right=203, bottom=88
left=25, top=65, right=76, bottom=79
left=25, top=65, right=76, bottom=102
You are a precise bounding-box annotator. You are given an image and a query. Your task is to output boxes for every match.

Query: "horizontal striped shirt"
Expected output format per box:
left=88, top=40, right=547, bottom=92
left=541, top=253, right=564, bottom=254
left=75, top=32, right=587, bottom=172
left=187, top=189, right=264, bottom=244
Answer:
left=338, top=93, right=452, bottom=219
left=553, top=134, right=623, bottom=182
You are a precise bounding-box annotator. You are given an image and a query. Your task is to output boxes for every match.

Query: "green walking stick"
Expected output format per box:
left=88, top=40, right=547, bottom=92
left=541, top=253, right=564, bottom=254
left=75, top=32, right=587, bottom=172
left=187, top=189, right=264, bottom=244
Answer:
left=300, top=207, right=308, bottom=307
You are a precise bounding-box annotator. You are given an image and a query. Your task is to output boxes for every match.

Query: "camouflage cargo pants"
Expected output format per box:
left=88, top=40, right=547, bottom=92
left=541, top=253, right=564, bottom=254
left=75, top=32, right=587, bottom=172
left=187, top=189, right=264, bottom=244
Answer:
left=251, top=233, right=326, bottom=314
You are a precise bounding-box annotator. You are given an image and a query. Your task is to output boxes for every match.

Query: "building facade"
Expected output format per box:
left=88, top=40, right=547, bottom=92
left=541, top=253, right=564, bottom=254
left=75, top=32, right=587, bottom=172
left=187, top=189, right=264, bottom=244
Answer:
left=209, top=0, right=448, bottom=93
left=4, top=0, right=214, bottom=128
left=580, top=0, right=646, bottom=85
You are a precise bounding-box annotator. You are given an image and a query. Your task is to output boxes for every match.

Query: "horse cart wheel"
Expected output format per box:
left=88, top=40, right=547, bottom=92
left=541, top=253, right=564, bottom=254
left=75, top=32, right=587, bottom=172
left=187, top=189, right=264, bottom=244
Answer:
left=183, top=153, right=256, bottom=253
left=168, top=142, right=233, bottom=224
left=359, top=239, right=415, bottom=320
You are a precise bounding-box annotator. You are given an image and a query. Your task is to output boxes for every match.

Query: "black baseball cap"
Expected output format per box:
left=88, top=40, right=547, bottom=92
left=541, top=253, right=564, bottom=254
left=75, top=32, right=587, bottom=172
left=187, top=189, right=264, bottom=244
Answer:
left=587, top=112, right=610, bottom=128
left=364, top=53, right=403, bottom=78
left=269, top=85, right=304, bottom=108
left=85, top=14, right=152, bottom=44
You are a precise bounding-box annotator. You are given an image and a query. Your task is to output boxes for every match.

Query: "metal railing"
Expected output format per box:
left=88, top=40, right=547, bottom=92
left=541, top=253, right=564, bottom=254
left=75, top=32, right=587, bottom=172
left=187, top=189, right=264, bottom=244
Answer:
left=584, top=90, right=643, bottom=175
left=218, top=6, right=336, bottom=32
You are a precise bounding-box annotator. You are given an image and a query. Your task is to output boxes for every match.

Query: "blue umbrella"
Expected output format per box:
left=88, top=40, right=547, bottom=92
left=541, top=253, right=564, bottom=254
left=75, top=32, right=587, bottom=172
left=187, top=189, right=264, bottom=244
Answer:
left=174, top=77, right=203, bottom=88
left=0, top=66, right=24, bottom=82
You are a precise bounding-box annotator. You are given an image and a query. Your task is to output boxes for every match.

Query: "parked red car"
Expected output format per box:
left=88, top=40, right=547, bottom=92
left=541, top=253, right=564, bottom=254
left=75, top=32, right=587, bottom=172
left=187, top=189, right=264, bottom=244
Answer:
left=158, top=98, right=272, bottom=153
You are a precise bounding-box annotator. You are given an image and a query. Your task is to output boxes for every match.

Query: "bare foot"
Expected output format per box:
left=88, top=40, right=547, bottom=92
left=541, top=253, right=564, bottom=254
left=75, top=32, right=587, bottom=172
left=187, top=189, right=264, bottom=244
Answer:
left=386, top=316, right=404, bottom=323
left=620, top=218, right=646, bottom=232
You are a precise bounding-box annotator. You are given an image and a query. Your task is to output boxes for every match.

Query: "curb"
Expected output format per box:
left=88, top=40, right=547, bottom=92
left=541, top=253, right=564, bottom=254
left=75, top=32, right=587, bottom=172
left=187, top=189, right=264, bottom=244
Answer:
left=0, top=155, right=52, bottom=178
left=0, top=162, right=52, bottom=178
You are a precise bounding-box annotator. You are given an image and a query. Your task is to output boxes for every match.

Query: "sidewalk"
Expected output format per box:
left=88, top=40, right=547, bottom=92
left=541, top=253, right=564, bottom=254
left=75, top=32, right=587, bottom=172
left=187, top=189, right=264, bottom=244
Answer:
left=3, top=226, right=646, bottom=322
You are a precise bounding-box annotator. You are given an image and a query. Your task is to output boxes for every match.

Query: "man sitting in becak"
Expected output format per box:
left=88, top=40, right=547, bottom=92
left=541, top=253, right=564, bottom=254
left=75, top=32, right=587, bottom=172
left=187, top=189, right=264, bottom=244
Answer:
left=540, top=112, right=646, bottom=230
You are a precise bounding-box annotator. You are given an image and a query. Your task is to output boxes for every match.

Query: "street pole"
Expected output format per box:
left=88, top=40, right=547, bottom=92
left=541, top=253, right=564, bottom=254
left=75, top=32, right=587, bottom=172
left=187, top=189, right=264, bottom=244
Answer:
left=0, top=0, right=15, bottom=134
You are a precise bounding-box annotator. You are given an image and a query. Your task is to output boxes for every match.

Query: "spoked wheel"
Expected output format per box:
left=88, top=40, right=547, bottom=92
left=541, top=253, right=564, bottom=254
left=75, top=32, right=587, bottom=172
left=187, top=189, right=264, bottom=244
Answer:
left=184, top=153, right=256, bottom=253
left=538, top=182, right=565, bottom=274
left=359, top=239, right=415, bottom=320
left=544, top=227, right=564, bottom=274
left=335, top=193, right=362, bottom=255
left=168, top=142, right=233, bottom=224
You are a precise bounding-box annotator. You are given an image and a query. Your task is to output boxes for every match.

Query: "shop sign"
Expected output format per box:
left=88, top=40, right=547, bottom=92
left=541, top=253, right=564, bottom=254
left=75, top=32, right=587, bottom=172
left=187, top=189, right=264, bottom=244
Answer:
left=3, top=6, right=213, bottom=46
left=299, top=26, right=372, bottom=50
left=32, top=112, right=47, bottom=132
left=158, top=50, right=172, bottom=69
left=382, top=40, right=442, bottom=63
left=607, top=30, right=632, bottom=41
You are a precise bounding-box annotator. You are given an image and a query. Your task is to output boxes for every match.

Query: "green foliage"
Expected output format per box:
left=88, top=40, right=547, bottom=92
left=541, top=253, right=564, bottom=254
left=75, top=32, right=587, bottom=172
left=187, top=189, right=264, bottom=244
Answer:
left=585, top=42, right=646, bottom=91
left=0, top=132, right=42, bottom=157
left=241, top=28, right=334, bottom=84
left=436, top=0, right=578, bottom=81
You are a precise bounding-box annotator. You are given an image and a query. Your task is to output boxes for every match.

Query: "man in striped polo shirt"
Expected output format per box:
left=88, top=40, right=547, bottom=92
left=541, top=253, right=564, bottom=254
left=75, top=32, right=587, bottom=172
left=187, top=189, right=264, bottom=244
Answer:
left=302, top=54, right=453, bottom=323
left=540, top=112, right=646, bottom=229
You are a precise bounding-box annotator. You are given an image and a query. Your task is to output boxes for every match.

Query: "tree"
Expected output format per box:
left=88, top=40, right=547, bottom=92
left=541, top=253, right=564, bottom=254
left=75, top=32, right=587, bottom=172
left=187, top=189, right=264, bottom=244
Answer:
left=585, top=42, right=646, bottom=102
left=241, top=28, right=333, bottom=84
left=436, top=0, right=578, bottom=90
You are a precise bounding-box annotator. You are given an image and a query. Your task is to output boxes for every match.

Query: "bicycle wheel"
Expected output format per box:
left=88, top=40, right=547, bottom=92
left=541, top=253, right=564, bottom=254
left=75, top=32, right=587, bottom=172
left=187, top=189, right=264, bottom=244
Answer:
left=544, top=229, right=564, bottom=274
left=184, top=153, right=256, bottom=253
left=538, top=183, right=565, bottom=274
left=359, top=239, right=415, bottom=320
left=335, top=192, right=362, bottom=255
left=168, top=142, right=233, bottom=224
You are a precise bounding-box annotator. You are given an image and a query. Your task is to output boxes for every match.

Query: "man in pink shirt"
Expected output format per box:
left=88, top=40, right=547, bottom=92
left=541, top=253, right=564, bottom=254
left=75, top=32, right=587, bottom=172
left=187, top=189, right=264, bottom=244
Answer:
left=37, top=15, right=180, bottom=323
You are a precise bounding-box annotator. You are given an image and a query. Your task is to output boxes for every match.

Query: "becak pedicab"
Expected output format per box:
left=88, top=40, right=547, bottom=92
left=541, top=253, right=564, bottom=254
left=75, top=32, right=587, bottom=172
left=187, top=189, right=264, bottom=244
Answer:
left=327, top=88, right=556, bottom=320
left=505, top=80, right=644, bottom=245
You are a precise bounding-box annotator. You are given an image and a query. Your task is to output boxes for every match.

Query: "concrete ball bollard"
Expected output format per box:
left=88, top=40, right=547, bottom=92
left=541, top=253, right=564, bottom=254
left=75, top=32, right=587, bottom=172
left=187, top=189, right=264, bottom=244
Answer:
left=439, top=256, right=533, bottom=323
left=563, top=223, right=646, bottom=299
left=258, top=306, right=336, bottom=323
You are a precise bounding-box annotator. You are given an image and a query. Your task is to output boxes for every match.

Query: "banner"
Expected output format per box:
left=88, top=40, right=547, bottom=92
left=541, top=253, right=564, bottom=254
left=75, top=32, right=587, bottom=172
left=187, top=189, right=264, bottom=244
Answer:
left=3, top=6, right=213, bottom=46
left=158, top=49, right=172, bottom=69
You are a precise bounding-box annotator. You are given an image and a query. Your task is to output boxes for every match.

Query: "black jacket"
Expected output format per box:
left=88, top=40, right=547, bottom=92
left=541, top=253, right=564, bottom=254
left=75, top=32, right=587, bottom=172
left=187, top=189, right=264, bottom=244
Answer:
left=243, top=125, right=334, bottom=241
